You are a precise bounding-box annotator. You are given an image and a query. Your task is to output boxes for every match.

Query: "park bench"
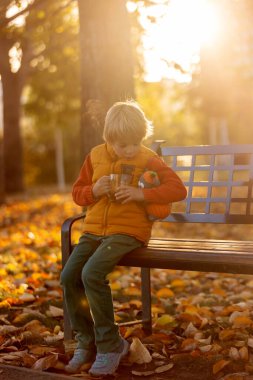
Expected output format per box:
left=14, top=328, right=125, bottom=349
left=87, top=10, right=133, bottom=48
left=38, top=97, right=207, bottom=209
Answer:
left=61, top=142, right=253, bottom=340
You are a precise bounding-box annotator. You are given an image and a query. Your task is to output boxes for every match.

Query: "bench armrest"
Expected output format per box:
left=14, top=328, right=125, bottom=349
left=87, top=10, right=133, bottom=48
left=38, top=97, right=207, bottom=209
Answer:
left=61, top=213, right=86, bottom=267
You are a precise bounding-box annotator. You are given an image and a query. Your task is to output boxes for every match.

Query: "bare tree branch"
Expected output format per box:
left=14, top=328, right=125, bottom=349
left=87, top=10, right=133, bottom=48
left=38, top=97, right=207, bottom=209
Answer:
left=0, top=0, right=76, bottom=27
left=0, top=0, right=49, bottom=27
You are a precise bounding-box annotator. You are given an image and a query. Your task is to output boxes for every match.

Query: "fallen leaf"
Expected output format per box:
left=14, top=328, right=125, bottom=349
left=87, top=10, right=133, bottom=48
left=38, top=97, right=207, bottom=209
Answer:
left=156, top=287, right=174, bottom=298
left=219, top=329, right=236, bottom=341
left=0, top=300, right=11, bottom=311
left=184, top=322, right=198, bottom=337
left=44, top=331, right=64, bottom=343
left=32, top=353, right=58, bottom=370
left=128, top=337, right=152, bottom=364
left=229, top=347, right=240, bottom=360
left=0, top=325, right=20, bottom=335
left=46, top=305, right=63, bottom=317
left=239, top=346, right=248, bottom=361
left=123, top=287, right=141, bottom=296
left=110, top=282, right=122, bottom=291
left=28, top=346, right=58, bottom=356
left=155, top=363, right=174, bottom=373
left=155, top=314, right=175, bottom=326
left=199, top=345, right=212, bottom=352
left=219, top=373, right=249, bottom=380
left=213, top=359, right=230, bottom=374
left=233, top=316, right=253, bottom=328
left=248, top=337, right=253, bottom=348
left=19, top=293, right=35, bottom=302
left=131, top=370, right=155, bottom=376
left=181, top=338, right=197, bottom=351
left=24, top=319, right=48, bottom=333
left=170, top=279, right=186, bottom=288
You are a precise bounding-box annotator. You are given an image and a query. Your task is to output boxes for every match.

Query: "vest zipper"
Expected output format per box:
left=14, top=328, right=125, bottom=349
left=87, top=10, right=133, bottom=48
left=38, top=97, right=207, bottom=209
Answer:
left=102, top=161, right=116, bottom=234
left=102, top=201, right=111, bottom=234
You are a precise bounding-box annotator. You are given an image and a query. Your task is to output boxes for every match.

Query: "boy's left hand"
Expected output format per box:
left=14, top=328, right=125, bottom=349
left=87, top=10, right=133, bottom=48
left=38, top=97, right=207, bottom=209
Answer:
left=115, top=185, right=144, bottom=204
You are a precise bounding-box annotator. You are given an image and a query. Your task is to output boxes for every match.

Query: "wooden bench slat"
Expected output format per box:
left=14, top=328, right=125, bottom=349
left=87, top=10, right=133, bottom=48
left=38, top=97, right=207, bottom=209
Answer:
left=148, top=238, right=253, bottom=252
left=118, top=241, right=253, bottom=274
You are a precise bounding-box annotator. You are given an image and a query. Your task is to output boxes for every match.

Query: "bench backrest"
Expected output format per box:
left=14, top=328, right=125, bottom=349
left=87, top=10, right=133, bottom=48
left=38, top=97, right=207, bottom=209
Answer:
left=152, top=142, right=253, bottom=224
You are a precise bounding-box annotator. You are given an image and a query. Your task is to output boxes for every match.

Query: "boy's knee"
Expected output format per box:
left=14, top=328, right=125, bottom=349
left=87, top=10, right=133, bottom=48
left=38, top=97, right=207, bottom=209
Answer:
left=60, top=268, right=72, bottom=286
left=82, top=267, right=105, bottom=288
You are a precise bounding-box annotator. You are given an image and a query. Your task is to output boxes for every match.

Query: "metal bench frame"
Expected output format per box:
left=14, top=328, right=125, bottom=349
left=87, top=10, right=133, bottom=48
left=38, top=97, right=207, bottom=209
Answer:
left=61, top=142, right=253, bottom=340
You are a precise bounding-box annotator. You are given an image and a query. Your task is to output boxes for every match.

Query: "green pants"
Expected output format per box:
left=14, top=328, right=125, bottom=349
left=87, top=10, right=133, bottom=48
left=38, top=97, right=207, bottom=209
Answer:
left=60, top=233, right=142, bottom=353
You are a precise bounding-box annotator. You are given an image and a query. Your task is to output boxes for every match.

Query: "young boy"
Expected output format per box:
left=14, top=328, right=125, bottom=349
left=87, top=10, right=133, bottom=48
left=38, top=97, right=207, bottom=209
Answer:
left=61, top=101, right=187, bottom=376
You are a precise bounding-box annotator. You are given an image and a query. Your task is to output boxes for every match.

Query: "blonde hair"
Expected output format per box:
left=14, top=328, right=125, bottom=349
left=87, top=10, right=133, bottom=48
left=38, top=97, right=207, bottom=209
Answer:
left=103, top=100, right=153, bottom=144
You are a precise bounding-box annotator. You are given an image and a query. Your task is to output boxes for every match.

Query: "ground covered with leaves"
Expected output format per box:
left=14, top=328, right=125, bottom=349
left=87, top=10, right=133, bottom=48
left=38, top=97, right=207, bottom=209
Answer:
left=1, top=193, right=253, bottom=380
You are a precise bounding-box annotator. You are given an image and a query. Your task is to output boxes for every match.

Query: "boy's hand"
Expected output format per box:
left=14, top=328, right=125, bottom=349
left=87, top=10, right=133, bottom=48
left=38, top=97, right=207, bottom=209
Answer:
left=92, top=176, right=111, bottom=198
left=115, top=185, right=144, bottom=204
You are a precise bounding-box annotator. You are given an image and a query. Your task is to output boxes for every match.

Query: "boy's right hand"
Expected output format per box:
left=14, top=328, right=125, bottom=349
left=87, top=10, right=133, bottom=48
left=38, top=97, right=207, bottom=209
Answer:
left=92, top=176, right=111, bottom=198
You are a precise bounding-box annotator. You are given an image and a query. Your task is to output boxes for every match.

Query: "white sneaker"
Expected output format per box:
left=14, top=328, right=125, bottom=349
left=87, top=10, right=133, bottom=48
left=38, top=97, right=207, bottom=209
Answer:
left=65, top=348, right=95, bottom=373
left=89, top=339, right=129, bottom=376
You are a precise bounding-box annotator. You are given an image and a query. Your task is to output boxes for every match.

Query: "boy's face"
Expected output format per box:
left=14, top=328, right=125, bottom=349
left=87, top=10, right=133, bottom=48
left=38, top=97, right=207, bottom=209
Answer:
left=111, top=141, right=141, bottom=160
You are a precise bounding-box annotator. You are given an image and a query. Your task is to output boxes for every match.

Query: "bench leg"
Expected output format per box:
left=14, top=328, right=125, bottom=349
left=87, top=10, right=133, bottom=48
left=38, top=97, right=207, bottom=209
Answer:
left=141, top=267, right=152, bottom=335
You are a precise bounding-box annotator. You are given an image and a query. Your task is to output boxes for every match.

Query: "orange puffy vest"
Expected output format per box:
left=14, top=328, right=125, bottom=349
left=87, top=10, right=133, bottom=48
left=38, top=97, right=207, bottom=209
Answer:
left=82, top=143, right=157, bottom=243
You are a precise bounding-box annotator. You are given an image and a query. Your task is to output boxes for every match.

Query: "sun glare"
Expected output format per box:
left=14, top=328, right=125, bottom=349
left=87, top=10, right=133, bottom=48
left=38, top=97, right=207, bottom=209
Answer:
left=138, top=0, right=221, bottom=82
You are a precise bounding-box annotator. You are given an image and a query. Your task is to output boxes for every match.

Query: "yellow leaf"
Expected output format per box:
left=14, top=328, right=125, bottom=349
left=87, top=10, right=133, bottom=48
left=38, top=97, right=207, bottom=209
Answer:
left=239, top=346, right=249, bottom=361
left=184, top=305, right=199, bottom=315
left=156, top=288, right=174, bottom=298
left=0, top=300, right=11, bottom=310
left=219, top=329, right=236, bottom=341
left=54, top=325, right=61, bottom=334
left=151, top=306, right=165, bottom=314
left=213, top=287, right=226, bottom=297
left=155, top=314, right=175, bottom=326
left=110, top=282, right=122, bottom=291
left=129, top=300, right=142, bottom=308
left=107, top=270, right=122, bottom=281
left=213, top=359, right=230, bottom=374
left=233, top=316, right=252, bottom=328
left=220, top=305, right=243, bottom=316
left=124, top=327, right=135, bottom=339
left=171, top=279, right=186, bottom=288
left=123, top=287, right=141, bottom=296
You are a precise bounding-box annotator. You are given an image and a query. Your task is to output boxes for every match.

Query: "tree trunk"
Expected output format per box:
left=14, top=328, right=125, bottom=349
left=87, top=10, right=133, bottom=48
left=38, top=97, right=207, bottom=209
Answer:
left=0, top=140, right=5, bottom=204
left=1, top=71, right=24, bottom=193
left=77, top=0, right=135, bottom=158
left=0, top=81, right=5, bottom=203
left=55, top=128, right=66, bottom=192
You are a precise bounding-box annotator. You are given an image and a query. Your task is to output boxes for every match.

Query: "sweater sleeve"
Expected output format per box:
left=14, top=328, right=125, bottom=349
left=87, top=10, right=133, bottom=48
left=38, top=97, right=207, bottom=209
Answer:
left=72, top=154, right=96, bottom=206
left=142, top=156, right=187, bottom=203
